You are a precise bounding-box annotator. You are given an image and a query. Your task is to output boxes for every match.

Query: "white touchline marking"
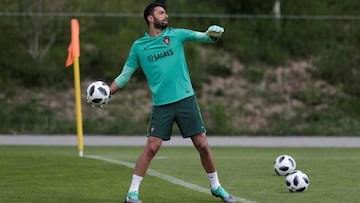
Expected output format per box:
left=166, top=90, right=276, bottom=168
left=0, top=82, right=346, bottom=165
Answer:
left=85, top=155, right=258, bottom=203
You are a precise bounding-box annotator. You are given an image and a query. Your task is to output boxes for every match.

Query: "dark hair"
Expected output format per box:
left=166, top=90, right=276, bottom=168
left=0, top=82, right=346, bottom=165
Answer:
left=143, top=2, right=166, bottom=25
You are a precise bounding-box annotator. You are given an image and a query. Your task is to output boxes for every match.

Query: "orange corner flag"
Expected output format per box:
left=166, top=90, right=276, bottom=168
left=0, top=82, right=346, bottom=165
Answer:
left=66, top=19, right=80, bottom=67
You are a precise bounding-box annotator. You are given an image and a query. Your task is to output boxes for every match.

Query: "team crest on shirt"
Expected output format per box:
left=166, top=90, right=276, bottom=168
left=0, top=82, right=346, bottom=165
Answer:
left=163, top=36, right=170, bottom=45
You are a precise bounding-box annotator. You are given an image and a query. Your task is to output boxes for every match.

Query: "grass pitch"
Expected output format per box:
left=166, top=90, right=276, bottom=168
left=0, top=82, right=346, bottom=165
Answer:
left=0, top=145, right=359, bottom=203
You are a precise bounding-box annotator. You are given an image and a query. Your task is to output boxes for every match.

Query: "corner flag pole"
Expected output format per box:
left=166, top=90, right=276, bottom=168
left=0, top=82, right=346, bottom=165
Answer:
left=66, top=19, right=84, bottom=157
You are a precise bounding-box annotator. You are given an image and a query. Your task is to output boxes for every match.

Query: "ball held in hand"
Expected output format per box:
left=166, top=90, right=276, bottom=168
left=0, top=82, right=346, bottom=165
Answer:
left=86, top=81, right=111, bottom=107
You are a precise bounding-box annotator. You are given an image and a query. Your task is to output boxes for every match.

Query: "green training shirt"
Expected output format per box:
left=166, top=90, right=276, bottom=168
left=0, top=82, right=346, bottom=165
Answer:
left=115, top=27, right=215, bottom=106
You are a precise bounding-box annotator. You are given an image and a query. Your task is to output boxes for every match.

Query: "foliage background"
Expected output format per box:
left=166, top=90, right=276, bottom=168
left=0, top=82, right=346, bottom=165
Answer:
left=1, top=0, right=360, bottom=135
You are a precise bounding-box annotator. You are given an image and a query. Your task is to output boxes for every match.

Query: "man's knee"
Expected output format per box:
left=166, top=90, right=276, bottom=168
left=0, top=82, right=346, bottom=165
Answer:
left=192, top=133, right=211, bottom=154
left=145, top=137, right=162, bottom=157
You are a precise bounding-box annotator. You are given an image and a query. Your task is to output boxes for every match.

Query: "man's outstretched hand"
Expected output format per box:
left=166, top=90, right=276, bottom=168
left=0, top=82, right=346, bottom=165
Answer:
left=207, top=25, right=225, bottom=39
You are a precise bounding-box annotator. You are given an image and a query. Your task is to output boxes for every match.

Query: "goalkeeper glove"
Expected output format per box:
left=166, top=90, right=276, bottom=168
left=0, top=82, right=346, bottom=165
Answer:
left=207, top=25, right=224, bottom=38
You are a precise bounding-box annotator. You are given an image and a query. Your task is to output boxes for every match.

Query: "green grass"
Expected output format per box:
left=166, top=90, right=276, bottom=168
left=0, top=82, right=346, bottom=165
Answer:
left=0, top=146, right=359, bottom=203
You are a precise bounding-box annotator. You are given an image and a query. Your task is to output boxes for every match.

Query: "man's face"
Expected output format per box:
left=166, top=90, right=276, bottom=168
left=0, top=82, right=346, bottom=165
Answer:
left=152, top=6, right=168, bottom=30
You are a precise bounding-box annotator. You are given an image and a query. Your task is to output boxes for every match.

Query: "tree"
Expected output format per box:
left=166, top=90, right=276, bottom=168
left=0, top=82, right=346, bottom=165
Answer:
left=16, top=0, right=64, bottom=63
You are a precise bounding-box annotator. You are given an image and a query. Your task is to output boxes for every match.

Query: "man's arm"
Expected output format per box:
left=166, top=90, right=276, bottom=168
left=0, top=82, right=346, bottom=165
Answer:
left=110, top=65, right=137, bottom=95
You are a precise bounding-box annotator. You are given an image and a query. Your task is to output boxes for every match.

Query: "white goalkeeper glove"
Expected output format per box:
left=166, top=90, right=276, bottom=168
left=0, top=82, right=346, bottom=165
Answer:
left=206, top=25, right=224, bottom=38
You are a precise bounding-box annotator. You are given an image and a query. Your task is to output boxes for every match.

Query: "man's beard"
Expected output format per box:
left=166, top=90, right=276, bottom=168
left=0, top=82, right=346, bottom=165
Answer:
left=154, top=19, right=168, bottom=30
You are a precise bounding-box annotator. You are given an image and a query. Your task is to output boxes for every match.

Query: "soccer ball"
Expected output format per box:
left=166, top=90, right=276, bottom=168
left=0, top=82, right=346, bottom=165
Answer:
left=86, top=81, right=111, bottom=107
left=285, top=170, right=309, bottom=192
left=274, top=154, right=296, bottom=176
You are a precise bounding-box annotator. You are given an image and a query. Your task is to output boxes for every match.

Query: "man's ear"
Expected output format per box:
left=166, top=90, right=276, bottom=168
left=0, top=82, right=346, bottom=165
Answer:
left=147, top=15, right=154, bottom=23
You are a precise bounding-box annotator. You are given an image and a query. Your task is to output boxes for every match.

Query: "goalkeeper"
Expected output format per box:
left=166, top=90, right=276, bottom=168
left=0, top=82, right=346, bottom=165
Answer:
left=109, top=2, right=235, bottom=203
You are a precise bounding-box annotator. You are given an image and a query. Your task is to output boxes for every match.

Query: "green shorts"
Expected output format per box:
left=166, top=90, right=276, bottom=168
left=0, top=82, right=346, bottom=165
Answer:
left=147, top=95, right=206, bottom=140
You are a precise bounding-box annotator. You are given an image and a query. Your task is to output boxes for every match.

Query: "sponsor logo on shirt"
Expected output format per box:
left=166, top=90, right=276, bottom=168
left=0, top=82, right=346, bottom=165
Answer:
left=147, top=48, right=174, bottom=62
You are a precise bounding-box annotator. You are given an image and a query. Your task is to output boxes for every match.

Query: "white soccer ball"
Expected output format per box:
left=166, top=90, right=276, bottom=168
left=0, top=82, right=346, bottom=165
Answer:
left=285, top=170, right=309, bottom=192
left=86, top=81, right=111, bottom=107
left=274, top=154, right=296, bottom=176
